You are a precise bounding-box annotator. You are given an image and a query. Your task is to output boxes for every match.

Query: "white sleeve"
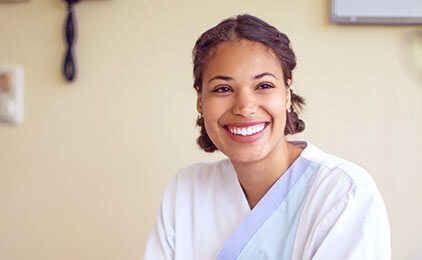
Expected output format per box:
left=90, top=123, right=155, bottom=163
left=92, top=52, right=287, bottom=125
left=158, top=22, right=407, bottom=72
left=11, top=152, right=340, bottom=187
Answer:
left=309, top=185, right=391, bottom=260
left=142, top=177, right=176, bottom=260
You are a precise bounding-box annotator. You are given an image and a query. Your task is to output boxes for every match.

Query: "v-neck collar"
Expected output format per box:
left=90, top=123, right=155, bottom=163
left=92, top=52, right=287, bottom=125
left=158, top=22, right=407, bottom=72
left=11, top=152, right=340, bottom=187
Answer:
left=228, top=140, right=310, bottom=211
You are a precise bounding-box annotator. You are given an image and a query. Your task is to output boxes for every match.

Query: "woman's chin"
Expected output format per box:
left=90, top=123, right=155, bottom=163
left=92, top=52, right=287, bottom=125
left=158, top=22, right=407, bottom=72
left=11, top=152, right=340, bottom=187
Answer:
left=223, top=149, right=266, bottom=165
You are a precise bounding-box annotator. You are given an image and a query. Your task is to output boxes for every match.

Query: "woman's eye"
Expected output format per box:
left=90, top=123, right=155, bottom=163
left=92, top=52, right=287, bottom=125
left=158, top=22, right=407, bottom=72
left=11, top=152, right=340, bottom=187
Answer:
left=257, top=83, right=274, bottom=90
left=213, top=86, right=232, bottom=93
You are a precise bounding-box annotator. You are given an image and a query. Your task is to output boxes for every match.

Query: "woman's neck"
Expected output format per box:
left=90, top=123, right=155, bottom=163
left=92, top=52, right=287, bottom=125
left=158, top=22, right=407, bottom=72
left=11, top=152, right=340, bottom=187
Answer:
left=231, top=141, right=303, bottom=209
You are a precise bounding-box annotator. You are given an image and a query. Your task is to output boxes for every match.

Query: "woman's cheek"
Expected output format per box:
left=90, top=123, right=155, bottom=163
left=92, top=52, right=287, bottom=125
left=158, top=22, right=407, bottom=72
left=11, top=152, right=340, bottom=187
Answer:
left=265, top=95, right=287, bottom=112
left=204, top=97, right=229, bottom=118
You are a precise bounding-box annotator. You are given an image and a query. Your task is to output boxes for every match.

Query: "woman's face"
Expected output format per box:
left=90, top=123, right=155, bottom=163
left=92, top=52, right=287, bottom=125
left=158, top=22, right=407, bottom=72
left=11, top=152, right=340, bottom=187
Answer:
left=197, top=39, right=291, bottom=163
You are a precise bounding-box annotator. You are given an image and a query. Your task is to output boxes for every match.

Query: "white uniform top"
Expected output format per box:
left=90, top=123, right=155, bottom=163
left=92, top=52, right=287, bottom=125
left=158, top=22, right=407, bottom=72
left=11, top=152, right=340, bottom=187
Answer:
left=143, top=141, right=391, bottom=260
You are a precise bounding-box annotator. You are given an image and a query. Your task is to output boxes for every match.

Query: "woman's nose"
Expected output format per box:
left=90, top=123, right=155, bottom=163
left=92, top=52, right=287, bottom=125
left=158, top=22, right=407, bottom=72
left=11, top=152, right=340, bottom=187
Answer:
left=231, top=90, right=257, bottom=117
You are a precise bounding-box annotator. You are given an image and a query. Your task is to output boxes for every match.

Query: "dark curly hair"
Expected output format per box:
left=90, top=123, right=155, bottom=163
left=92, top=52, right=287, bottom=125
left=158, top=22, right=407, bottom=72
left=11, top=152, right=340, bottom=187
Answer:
left=193, top=14, right=305, bottom=153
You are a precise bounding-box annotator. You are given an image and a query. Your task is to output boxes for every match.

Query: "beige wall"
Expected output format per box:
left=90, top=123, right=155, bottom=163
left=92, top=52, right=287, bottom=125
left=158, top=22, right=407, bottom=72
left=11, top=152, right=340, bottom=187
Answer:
left=1, top=0, right=421, bottom=259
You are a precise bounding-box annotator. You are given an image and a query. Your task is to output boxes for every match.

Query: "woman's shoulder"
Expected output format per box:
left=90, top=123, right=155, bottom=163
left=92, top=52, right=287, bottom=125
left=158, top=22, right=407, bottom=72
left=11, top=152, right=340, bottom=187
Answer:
left=159, top=158, right=238, bottom=218
left=293, top=141, right=391, bottom=259
left=300, top=141, right=378, bottom=192
left=167, top=158, right=234, bottom=191
left=295, top=141, right=389, bottom=222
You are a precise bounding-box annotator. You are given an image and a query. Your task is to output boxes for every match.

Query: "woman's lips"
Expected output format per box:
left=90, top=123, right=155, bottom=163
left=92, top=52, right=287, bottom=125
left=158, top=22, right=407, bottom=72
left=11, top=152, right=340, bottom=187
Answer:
left=223, top=122, right=269, bottom=143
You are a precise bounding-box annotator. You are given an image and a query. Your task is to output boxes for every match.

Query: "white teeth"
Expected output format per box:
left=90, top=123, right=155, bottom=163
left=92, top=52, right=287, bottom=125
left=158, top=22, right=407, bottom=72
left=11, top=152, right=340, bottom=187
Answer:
left=228, top=123, right=266, bottom=136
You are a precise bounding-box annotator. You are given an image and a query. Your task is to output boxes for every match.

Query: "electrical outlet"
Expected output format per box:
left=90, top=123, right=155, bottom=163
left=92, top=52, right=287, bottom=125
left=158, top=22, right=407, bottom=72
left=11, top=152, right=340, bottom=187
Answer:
left=0, top=0, right=29, bottom=3
left=0, top=66, right=23, bottom=124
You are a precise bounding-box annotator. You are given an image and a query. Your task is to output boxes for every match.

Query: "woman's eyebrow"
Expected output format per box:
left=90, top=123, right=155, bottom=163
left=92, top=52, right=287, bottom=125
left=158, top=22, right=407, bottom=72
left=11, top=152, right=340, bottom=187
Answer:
left=254, top=72, right=277, bottom=80
left=208, top=72, right=277, bottom=83
left=208, top=75, right=233, bottom=83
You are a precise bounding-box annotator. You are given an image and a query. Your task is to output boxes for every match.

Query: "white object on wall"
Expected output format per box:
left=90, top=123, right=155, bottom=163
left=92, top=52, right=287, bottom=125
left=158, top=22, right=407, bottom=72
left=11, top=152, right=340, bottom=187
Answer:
left=0, top=66, right=24, bottom=124
left=331, top=0, right=422, bottom=24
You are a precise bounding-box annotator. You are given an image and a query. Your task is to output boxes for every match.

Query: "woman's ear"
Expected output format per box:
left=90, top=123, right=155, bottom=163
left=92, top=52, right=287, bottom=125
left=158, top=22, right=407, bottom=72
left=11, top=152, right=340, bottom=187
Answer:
left=286, top=79, right=292, bottom=110
left=196, top=92, right=202, bottom=115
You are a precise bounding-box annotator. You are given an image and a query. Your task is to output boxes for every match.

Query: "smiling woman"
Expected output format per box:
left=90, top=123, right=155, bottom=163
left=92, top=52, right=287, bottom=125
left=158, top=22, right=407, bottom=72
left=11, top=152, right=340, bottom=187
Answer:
left=142, top=14, right=391, bottom=260
left=197, top=39, right=298, bottom=168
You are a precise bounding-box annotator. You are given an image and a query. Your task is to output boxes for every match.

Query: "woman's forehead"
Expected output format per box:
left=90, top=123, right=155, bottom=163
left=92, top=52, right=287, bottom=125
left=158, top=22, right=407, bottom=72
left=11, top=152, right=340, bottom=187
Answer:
left=203, top=40, right=283, bottom=80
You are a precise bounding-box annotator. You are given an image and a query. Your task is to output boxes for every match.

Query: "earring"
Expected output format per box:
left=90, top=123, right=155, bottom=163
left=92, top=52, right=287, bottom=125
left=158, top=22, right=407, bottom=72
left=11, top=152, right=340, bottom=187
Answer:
left=288, top=108, right=291, bottom=113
